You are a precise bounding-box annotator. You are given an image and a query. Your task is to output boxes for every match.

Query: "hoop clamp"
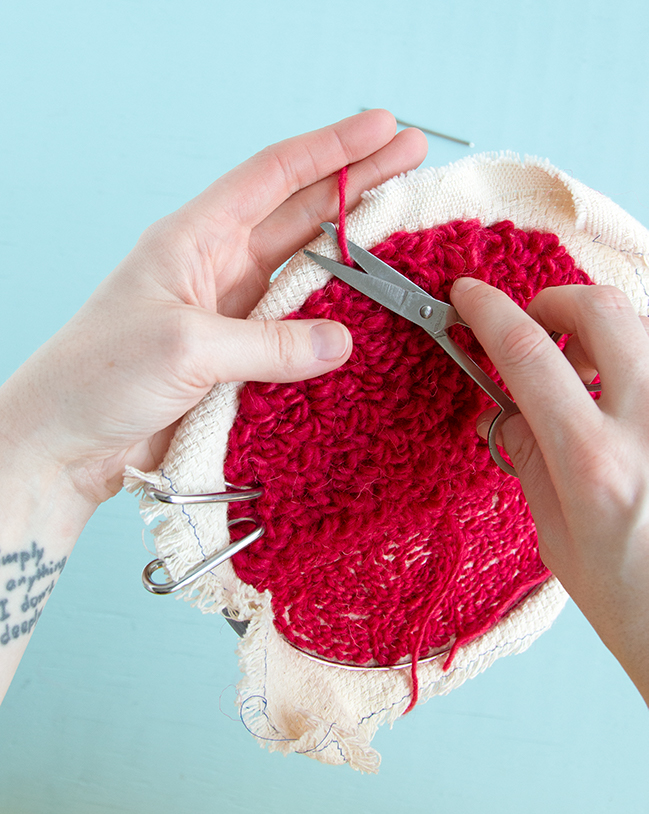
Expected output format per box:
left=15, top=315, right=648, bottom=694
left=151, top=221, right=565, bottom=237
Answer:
left=143, top=482, right=263, bottom=505
left=141, top=481, right=264, bottom=595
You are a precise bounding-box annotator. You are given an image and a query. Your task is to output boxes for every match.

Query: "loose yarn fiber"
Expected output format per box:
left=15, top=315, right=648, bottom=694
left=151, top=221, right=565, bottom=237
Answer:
left=126, top=153, right=649, bottom=771
left=225, top=219, right=593, bottom=709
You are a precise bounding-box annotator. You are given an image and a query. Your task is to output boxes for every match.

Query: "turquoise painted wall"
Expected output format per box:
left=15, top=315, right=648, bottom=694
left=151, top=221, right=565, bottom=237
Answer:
left=1, top=2, right=648, bottom=811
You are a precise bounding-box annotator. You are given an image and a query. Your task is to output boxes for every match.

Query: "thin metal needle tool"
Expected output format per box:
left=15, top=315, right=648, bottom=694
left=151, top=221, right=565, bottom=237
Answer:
left=395, top=117, right=474, bottom=147
left=361, top=109, right=474, bottom=147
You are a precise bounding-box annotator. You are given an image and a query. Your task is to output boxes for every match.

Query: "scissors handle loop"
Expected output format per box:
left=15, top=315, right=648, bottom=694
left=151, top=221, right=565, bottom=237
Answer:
left=485, top=333, right=602, bottom=477
left=487, top=408, right=519, bottom=477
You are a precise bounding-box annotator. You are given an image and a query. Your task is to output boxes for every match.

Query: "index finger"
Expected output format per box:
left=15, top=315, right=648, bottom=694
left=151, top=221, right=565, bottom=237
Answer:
left=190, top=109, right=401, bottom=229
left=450, top=277, right=602, bottom=473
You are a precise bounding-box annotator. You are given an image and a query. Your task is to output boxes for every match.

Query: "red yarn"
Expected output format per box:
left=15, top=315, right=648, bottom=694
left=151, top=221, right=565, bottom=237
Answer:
left=225, top=218, right=593, bottom=712
left=336, top=167, right=354, bottom=267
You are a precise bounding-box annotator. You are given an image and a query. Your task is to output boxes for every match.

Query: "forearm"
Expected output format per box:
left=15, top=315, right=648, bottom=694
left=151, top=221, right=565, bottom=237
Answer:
left=0, top=384, right=96, bottom=703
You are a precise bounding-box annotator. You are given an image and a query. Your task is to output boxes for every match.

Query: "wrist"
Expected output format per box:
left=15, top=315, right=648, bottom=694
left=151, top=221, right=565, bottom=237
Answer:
left=590, top=595, right=649, bottom=706
left=567, top=554, right=649, bottom=707
left=0, top=383, right=97, bottom=703
left=0, top=375, right=99, bottom=530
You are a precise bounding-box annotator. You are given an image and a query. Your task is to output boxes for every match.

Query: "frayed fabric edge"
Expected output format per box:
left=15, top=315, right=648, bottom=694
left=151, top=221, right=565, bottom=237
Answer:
left=232, top=577, right=567, bottom=771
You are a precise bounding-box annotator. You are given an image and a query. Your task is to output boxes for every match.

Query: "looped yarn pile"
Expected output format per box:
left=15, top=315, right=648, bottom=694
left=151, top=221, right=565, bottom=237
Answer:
left=225, top=218, right=592, bottom=706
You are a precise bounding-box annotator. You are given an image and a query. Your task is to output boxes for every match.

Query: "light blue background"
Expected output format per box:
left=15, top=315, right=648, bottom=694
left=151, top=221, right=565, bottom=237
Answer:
left=1, top=2, right=648, bottom=812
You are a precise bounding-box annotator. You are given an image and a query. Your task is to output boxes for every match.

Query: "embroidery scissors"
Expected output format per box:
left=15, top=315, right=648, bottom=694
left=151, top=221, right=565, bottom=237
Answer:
left=305, top=222, right=600, bottom=477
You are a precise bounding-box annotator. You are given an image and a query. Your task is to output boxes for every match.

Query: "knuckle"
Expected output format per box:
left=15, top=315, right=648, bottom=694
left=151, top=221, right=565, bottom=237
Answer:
left=586, top=284, right=631, bottom=315
left=567, top=429, right=627, bottom=501
left=497, top=323, right=548, bottom=371
left=156, top=308, right=205, bottom=383
left=137, top=213, right=176, bottom=249
left=256, top=144, right=297, bottom=190
left=136, top=217, right=195, bottom=273
left=256, top=140, right=320, bottom=196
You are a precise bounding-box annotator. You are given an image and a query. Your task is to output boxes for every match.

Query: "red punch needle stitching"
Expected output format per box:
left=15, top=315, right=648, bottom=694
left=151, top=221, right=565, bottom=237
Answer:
left=225, top=220, right=595, bottom=713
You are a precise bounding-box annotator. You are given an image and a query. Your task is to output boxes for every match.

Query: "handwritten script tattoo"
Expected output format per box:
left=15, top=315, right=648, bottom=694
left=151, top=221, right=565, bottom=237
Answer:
left=0, top=542, right=66, bottom=646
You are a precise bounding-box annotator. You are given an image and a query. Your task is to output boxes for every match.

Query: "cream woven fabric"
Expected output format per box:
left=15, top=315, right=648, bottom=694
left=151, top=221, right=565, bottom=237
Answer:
left=126, top=153, right=649, bottom=773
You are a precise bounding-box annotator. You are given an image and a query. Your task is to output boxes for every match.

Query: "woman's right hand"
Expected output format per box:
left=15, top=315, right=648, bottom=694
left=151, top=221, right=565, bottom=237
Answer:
left=451, top=277, right=649, bottom=704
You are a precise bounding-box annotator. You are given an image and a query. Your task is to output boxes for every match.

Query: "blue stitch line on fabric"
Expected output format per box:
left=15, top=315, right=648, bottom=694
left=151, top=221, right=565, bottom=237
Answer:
left=239, top=696, right=296, bottom=742
left=205, top=459, right=542, bottom=764
left=238, top=588, right=545, bottom=760
left=239, top=696, right=344, bottom=758
left=592, top=234, right=646, bottom=257
left=635, top=268, right=649, bottom=300
left=239, top=619, right=287, bottom=739
left=310, top=735, right=346, bottom=759
left=298, top=725, right=336, bottom=755
left=238, top=620, right=347, bottom=760
left=159, top=468, right=207, bottom=558
left=155, top=474, right=347, bottom=759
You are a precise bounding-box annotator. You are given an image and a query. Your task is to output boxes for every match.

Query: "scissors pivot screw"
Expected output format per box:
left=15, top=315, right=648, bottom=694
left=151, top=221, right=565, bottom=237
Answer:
left=419, top=305, right=433, bottom=319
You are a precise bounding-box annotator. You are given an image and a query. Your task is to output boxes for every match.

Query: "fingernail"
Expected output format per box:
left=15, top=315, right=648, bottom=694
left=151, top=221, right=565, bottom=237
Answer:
left=476, top=414, right=491, bottom=440
left=310, top=322, right=350, bottom=361
left=453, top=277, right=482, bottom=293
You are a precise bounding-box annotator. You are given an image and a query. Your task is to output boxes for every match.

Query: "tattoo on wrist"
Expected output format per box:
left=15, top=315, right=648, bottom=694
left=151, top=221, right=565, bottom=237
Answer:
left=0, top=541, right=67, bottom=646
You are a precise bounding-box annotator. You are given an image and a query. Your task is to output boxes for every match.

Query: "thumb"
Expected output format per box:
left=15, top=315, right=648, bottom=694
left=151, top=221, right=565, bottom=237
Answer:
left=194, top=313, right=353, bottom=383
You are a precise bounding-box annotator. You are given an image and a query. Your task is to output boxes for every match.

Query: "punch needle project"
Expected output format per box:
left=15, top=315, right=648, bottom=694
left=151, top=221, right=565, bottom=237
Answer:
left=127, top=153, right=649, bottom=772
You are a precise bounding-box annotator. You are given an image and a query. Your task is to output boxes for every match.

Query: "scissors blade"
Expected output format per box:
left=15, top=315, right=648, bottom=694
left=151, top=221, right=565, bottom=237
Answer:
left=305, top=249, right=460, bottom=334
left=320, top=222, right=426, bottom=295
left=303, top=249, right=405, bottom=309
left=318, top=223, right=468, bottom=331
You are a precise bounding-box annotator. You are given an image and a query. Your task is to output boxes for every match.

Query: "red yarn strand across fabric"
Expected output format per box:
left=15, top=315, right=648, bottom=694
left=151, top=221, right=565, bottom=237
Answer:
left=225, top=216, right=593, bottom=712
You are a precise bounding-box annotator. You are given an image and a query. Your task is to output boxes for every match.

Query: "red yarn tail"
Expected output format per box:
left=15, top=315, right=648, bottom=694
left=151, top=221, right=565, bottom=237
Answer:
left=440, top=568, right=551, bottom=672
left=403, top=521, right=467, bottom=715
left=337, top=166, right=354, bottom=267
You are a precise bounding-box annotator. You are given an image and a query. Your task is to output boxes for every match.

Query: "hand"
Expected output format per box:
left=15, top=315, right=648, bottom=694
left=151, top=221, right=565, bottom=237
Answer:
left=451, top=278, right=649, bottom=703
left=0, top=110, right=428, bottom=505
